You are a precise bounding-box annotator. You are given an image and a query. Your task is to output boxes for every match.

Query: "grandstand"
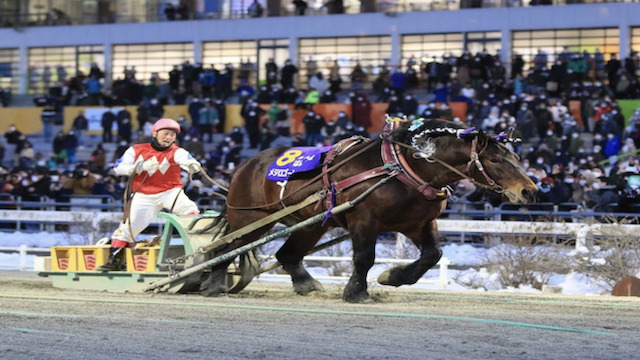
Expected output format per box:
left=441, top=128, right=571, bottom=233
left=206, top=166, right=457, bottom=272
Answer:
left=0, top=1, right=639, bottom=97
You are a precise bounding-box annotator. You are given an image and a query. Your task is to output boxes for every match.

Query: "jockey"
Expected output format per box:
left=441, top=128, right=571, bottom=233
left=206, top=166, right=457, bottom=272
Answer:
left=97, top=118, right=202, bottom=271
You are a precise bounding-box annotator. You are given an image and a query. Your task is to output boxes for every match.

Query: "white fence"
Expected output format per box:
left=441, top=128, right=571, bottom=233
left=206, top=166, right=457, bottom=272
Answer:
left=2, top=210, right=640, bottom=290
left=0, top=247, right=453, bottom=289
left=0, top=245, right=49, bottom=271
left=4, top=210, right=640, bottom=247
left=435, top=219, right=640, bottom=248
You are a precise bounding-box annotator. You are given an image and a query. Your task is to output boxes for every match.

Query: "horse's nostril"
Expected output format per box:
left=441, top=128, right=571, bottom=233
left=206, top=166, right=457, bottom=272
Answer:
left=522, top=188, right=535, bottom=202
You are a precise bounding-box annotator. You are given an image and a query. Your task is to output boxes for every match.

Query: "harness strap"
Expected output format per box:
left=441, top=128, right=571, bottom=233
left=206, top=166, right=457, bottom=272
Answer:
left=381, top=133, right=448, bottom=200
left=320, top=136, right=368, bottom=227
left=465, top=137, right=501, bottom=191
left=200, top=190, right=325, bottom=253
left=332, top=165, right=395, bottom=192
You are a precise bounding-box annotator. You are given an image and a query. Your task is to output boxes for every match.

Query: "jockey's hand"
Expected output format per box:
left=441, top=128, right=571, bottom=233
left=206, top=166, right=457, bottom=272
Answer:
left=187, top=163, right=201, bottom=175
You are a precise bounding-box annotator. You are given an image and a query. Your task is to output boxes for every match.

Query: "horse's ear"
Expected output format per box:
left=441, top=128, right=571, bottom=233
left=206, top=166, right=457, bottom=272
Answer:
left=476, top=129, right=490, bottom=147
left=388, top=117, right=413, bottom=143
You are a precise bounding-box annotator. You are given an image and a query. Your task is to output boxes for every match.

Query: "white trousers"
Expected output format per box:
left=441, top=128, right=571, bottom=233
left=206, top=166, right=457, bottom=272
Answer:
left=112, top=188, right=198, bottom=243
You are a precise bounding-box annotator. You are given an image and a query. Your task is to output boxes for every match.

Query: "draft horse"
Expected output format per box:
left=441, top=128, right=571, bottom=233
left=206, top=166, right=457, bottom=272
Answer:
left=200, top=118, right=537, bottom=302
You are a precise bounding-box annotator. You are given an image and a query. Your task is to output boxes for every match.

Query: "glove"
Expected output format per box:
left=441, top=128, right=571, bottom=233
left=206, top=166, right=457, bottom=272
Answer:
left=187, top=163, right=201, bottom=175
left=138, top=159, right=159, bottom=173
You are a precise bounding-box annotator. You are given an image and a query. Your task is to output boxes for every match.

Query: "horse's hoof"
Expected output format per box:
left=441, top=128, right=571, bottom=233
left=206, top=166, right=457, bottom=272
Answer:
left=200, top=282, right=229, bottom=297
left=377, top=268, right=403, bottom=287
left=343, top=285, right=372, bottom=303
left=201, top=288, right=228, bottom=297
left=294, top=280, right=325, bottom=295
left=342, top=291, right=372, bottom=303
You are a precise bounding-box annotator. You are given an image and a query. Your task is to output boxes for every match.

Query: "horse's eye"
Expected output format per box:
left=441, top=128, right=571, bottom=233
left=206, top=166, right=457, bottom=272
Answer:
left=489, top=158, right=500, bottom=163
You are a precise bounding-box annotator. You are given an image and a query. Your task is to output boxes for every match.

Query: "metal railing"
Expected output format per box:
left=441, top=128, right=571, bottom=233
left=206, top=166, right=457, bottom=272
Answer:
left=0, top=193, right=122, bottom=212
left=445, top=201, right=640, bottom=221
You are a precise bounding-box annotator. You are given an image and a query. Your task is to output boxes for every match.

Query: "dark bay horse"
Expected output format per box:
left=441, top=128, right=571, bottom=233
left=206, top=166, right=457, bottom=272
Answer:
left=201, top=118, right=537, bottom=302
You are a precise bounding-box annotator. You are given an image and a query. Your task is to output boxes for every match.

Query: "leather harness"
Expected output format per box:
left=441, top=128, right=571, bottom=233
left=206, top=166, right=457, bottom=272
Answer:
left=319, top=122, right=451, bottom=222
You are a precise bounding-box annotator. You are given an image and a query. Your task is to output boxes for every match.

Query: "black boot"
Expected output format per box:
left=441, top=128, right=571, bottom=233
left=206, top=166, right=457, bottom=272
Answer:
left=96, top=247, right=126, bottom=271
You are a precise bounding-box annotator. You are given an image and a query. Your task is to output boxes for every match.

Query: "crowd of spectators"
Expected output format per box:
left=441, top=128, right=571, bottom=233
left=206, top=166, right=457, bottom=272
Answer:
left=3, top=48, right=640, bottom=217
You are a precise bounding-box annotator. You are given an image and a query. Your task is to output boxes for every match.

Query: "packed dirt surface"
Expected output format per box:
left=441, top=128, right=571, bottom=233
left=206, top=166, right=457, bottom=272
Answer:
left=1, top=271, right=639, bottom=360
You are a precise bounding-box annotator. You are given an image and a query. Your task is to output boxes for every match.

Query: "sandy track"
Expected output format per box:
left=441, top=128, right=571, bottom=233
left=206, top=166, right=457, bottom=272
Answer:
left=1, top=271, right=639, bottom=360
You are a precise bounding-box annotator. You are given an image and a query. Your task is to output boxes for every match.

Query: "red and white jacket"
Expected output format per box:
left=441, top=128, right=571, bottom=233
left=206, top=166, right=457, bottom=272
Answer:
left=113, top=143, right=199, bottom=194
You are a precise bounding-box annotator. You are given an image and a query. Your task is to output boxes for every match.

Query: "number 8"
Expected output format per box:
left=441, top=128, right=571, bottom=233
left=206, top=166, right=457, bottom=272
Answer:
left=276, top=149, right=303, bottom=166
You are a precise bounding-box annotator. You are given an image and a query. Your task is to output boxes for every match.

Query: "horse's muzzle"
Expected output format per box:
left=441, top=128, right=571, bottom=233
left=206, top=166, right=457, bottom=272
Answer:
left=504, top=187, right=537, bottom=204
left=520, top=188, right=537, bottom=204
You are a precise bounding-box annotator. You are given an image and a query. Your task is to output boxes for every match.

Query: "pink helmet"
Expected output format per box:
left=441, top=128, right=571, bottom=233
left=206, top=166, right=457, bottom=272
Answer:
left=152, top=118, right=181, bottom=134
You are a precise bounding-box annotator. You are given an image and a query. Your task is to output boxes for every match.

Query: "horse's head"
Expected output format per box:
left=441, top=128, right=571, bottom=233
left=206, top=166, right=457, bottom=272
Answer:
left=469, top=131, right=538, bottom=204
left=389, top=118, right=537, bottom=204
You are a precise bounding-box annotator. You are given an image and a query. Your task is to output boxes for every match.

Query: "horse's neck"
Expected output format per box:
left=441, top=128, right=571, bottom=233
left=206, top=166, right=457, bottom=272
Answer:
left=405, top=139, right=469, bottom=188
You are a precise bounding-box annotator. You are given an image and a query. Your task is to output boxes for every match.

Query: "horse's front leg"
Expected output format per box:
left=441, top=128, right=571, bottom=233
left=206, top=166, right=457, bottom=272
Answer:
left=377, top=219, right=442, bottom=286
left=343, top=224, right=378, bottom=303
left=276, top=227, right=326, bottom=295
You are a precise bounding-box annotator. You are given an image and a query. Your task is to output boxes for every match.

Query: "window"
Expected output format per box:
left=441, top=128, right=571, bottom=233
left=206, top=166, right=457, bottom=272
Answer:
left=112, top=42, right=193, bottom=84
left=203, top=40, right=258, bottom=87
left=512, top=28, right=619, bottom=72
left=0, top=48, right=19, bottom=92
left=28, top=45, right=103, bottom=94
left=299, top=36, right=391, bottom=87
left=402, top=33, right=464, bottom=68
left=632, top=28, right=640, bottom=55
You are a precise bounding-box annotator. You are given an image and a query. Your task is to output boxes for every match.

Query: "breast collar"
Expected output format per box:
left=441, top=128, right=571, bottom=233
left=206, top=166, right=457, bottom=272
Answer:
left=380, top=136, right=449, bottom=200
left=377, top=120, right=450, bottom=200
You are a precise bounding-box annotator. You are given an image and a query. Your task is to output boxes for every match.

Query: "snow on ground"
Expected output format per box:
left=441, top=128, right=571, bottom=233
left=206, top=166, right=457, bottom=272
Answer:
left=0, top=231, right=611, bottom=296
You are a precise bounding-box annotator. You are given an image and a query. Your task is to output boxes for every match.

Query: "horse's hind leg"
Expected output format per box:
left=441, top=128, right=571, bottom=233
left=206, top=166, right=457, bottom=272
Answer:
left=276, top=228, right=326, bottom=295
left=377, top=220, right=442, bottom=286
left=200, top=258, right=234, bottom=297
left=200, top=221, right=274, bottom=297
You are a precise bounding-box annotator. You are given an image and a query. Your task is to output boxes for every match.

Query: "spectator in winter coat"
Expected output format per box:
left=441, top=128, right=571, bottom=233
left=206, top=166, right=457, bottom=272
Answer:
left=280, top=59, right=298, bottom=89
left=52, top=131, right=67, bottom=164
left=583, top=176, right=619, bottom=213
left=64, top=131, right=79, bottom=164
left=401, top=93, right=419, bottom=118
left=302, top=111, right=325, bottom=146
left=72, top=110, right=88, bottom=147
left=198, top=102, right=218, bottom=143
left=41, top=105, right=57, bottom=142
left=309, top=72, right=329, bottom=94
left=90, top=143, right=107, bottom=174
left=213, top=99, right=227, bottom=134
left=64, top=165, right=96, bottom=195
left=536, top=177, right=568, bottom=204
left=116, top=108, right=132, bottom=143
left=351, top=93, right=372, bottom=128
left=101, top=109, right=116, bottom=143
left=389, top=69, right=407, bottom=95
left=136, top=101, right=149, bottom=130
left=604, top=132, right=621, bottom=157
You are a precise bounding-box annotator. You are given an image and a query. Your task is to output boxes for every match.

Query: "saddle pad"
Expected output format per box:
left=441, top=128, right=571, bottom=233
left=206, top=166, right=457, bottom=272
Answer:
left=266, top=145, right=332, bottom=181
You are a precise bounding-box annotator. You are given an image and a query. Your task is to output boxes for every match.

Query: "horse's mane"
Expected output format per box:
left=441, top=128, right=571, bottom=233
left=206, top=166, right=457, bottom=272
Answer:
left=389, top=117, right=520, bottom=150
left=389, top=118, right=470, bottom=145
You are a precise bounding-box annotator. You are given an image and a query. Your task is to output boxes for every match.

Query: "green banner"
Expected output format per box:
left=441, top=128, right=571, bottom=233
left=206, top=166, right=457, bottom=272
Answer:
left=617, top=99, right=640, bottom=127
